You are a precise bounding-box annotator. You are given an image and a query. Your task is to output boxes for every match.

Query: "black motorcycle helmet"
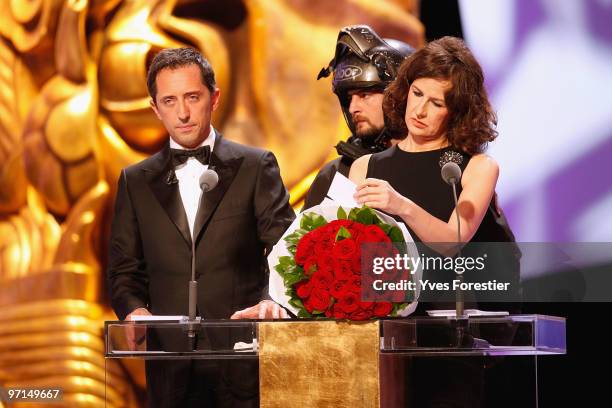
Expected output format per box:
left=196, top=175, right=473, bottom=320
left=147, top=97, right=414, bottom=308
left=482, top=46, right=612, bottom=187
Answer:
left=318, top=25, right=414, bottom=140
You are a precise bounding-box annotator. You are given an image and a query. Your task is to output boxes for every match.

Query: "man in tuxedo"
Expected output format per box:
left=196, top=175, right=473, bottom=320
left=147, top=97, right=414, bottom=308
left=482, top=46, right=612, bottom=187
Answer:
left=108, top=48, right=295, bottom=407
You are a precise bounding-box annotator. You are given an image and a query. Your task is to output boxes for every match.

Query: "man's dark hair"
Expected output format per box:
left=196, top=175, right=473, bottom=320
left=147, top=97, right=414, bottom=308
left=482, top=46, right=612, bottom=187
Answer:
left=147, top=48, right=216, bottom=102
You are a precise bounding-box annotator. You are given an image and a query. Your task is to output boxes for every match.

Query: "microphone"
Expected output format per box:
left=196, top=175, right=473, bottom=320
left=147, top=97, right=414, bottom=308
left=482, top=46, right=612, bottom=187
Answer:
left=440, top=162, right=465, bottom=319
left=441, top=161, right=461, bottom=186
left=187, top=168, right=219, bottom=348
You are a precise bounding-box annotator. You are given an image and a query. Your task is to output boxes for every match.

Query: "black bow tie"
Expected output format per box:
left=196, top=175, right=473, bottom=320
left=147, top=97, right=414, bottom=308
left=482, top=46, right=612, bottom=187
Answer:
left=171, top=145, right=211, bottom=167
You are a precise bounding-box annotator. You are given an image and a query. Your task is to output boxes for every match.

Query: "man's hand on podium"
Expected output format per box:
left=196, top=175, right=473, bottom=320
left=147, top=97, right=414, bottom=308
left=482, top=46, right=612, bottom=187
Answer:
left=230, top=300, right=289, bottom=319
left=124, top=308, right=151, bottom=350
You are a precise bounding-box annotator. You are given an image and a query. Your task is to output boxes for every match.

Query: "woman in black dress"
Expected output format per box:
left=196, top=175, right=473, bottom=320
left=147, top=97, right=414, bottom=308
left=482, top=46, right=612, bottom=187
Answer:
left=351, top=35, right=521, bottom=307
left=350, top=36, right=503, bottom=248
left=350, top=37, right=523, bottom=408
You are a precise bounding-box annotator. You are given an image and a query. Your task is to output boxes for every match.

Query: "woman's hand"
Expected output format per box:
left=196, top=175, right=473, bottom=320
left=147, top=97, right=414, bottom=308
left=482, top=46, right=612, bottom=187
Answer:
left=350, top=152, right=499, bottom=244
left=354, top=178, right=410, bottom=216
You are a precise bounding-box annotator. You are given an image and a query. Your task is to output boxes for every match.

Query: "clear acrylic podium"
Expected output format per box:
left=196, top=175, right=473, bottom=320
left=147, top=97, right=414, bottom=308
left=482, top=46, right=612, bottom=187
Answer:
left=104, top=315, right=565, bottom=407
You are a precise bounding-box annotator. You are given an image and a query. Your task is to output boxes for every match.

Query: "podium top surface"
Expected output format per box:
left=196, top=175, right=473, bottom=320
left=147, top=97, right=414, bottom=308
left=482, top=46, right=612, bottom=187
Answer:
left=104, top=314, right=566, bottom=359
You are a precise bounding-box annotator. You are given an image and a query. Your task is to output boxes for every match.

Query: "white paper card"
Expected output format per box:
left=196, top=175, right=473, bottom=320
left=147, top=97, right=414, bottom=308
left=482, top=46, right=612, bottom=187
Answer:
left=327, top=172, right=359, bottom=208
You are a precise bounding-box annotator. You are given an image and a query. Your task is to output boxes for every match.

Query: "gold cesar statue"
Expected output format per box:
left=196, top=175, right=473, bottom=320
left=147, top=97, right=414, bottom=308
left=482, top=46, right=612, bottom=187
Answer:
left=0, top=0, right=423, bottom=406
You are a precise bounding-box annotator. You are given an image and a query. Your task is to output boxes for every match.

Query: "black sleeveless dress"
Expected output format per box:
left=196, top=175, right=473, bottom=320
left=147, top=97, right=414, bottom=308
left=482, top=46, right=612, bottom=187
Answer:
left=367, top=145, right=514, bottom=243
left=367, top=144, right=521, bottom=305
left=368, top=146, right=523, bottom=408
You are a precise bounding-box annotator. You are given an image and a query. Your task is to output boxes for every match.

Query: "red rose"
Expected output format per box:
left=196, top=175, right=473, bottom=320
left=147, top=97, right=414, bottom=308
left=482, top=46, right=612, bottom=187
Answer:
left=373, top=302, right=393, bottom=317
left=324, top=220, right=354, bottom=238
left=309, top=287, right=332, bottom=311
left=330, top=278, right=350, bottom=299
left=337, top=292, right=359, bottom=313
left=349, top=222, right=364, bottom=232
left=311, top=269, right=334, bottom=289
left=296, top=232, right=317, bottom=265
left=357, top=225, right=391, bottom=245
left=314, top=235, right=334, bottom=256
left=349, top=308, right=372, bottom=321
left=333, top=260, right=354, bottom=280
left=351, top=252, right=362, bottom=272
left=361, top=276, right=383, bottom=302
left=332, top=305, right=347, bottom=319
left=347, top=276, right=361, bottom=294
left=367, top=225, right=391, bottom=240
left=348, top=223, right=364, bottom=240
left=319, top=224, right=335, bottom=237
left=389, top=288, right=410, bottom=303
left=360, top=244, right=378, bottom=271
left=360, top=272, right=374, bottom=289
left=309, top=227, right=325, bottom=240
left=304, top=297, right=314, bottom=313
left=374, top=242, right=397, bottom=259
left=333, top=238, right=357, bottom=260
left=360, top=301, right=375, bottom=311
left=296, top=280, right=313, bottom=299
left=317, top=253, right=335, bottom=272
left=327, top=219, right=354, bottom=230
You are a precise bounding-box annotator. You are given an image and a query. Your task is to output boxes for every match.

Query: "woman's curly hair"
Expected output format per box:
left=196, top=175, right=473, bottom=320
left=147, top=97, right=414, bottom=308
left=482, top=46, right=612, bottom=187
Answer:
left=383, top=36, right=497, bottom=155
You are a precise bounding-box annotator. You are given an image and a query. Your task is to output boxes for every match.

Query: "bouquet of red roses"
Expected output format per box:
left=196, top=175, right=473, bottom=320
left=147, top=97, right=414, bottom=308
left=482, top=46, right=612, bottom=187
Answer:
left=270, top=205, right=418, bottom=320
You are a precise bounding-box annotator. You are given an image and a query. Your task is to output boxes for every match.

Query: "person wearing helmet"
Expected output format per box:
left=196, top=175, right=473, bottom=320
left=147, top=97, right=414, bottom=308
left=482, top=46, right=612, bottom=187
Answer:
left=302, top=25, right=414, bottom=210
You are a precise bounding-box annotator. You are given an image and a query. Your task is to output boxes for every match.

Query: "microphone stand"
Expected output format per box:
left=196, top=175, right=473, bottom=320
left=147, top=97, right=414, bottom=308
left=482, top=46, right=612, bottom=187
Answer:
left=187, top=234, right=200, bottom=351
left=450, top=181, right=464, bottom=319
left=449, top=179, right=469, bottom=348
left=185, top=169, right=218, bottom=351
left=441, top=161, right=469, bottom=348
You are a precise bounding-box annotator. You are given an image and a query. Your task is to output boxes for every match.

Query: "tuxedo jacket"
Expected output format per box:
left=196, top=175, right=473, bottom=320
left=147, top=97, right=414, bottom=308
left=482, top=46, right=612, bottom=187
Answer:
left=108, top=134, right=296, bottom=321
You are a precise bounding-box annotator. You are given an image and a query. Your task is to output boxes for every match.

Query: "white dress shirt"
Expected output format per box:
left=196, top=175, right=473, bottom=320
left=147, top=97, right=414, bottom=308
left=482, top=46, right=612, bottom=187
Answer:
left=169, top=127, right=216, bottom=237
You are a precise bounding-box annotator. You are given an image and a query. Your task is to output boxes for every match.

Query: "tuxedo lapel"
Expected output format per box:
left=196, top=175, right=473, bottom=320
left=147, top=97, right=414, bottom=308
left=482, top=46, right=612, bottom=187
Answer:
left=143, top=145, right=192, bottom=247
left=193, top=134, right=243, bottom=243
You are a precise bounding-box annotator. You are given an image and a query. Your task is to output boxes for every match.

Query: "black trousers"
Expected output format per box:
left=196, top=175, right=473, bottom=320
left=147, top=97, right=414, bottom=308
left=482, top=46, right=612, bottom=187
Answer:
left=145, top=359, right=258, bottom=408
